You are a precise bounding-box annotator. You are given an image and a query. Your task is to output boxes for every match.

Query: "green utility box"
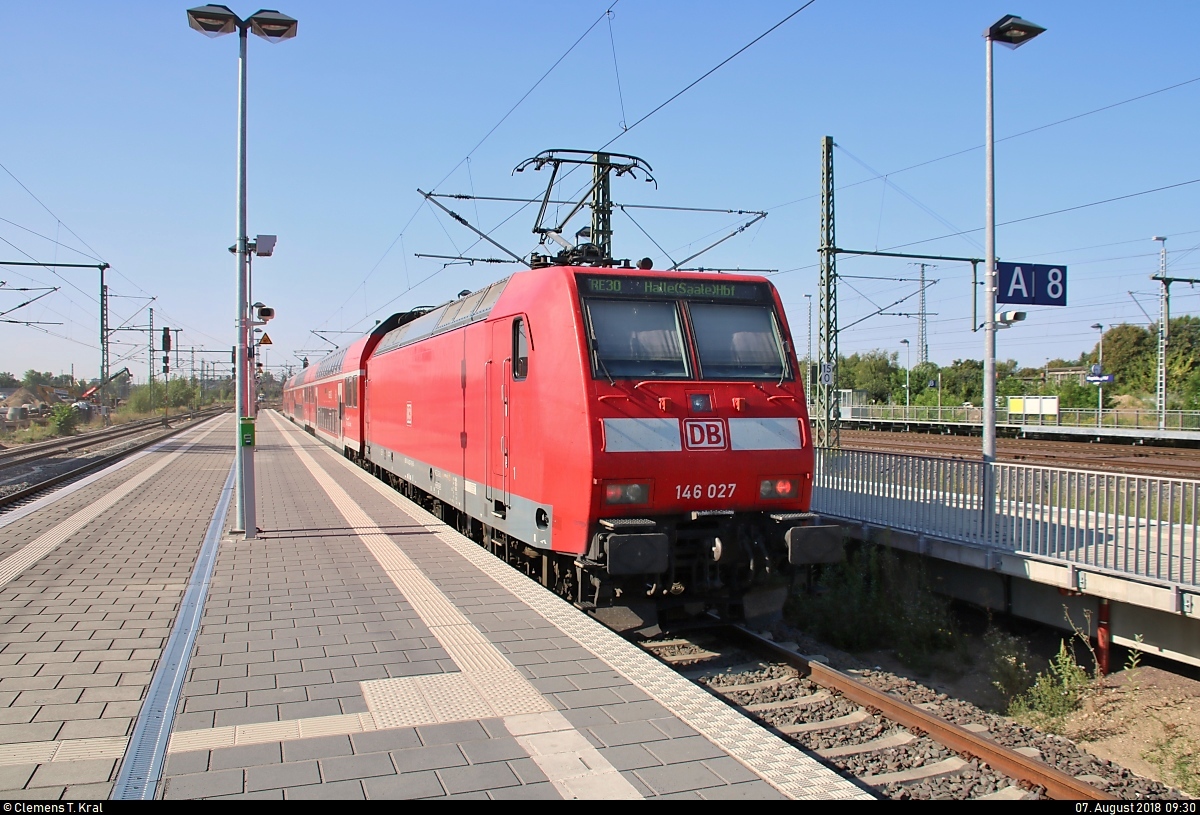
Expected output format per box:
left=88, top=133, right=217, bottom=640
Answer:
left=240, top=418, right=255, bottom=448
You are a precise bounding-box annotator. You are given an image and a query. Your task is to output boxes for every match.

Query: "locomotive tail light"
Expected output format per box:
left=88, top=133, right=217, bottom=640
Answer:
left=759, top=478, right=799, bottom=499
left=604, top=482, right=650, bottom=505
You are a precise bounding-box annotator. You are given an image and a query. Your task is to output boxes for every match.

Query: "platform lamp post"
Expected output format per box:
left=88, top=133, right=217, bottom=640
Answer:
left=1091, top=323, right=1104, bottom=427
left=900, top=338, right=911, bottom=412
left=187, top=4, right=297, bottom=539
left=983, top=14, right=1044, bottom=542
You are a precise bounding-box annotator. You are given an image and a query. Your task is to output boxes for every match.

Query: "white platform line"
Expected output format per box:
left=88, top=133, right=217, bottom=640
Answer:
left=264, top=413, right=641, bottom=800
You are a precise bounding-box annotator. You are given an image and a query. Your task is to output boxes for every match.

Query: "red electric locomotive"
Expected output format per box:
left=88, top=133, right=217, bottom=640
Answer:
left=284, top=263, right=841, bottom=629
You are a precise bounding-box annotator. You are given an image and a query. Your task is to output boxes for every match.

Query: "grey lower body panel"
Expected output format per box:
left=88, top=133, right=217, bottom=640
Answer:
left=366, top=442, right=553, bottom=550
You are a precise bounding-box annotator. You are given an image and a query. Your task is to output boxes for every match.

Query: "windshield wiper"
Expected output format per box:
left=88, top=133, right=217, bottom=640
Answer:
left=590, top=327, right=616, bottom=386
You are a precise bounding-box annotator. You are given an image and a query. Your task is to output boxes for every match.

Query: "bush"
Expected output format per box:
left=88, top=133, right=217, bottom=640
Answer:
left=985, top=626, right=1035, bottom=704
left=49, top=404, right=79, bottom=436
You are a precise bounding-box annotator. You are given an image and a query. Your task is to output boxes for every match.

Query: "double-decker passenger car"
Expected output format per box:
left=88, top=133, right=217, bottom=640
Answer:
left=283, top=264, right=840, bottom=628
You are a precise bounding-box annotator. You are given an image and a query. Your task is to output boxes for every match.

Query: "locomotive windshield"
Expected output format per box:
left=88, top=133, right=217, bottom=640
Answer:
left=585, top=299, right=690, bottom=378
left=690, top=303, right=789, bottom=380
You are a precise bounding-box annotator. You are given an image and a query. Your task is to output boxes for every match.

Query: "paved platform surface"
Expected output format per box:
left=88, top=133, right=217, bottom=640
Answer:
left=0, top=411, right=869, bottom=800
left=0, top=416, right=232, bottom=799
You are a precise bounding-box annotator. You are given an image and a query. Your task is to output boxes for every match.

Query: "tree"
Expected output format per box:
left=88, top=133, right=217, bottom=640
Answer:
left=22, top=370, right=53, bottom=388
left=1100, top=323, right=1154, bottom=395
left=1052, top=378, right=1097, bottom=410
left=941, top=359, right=984, bottom=405
left=0, top=372, right=17, bottom=388
left=838, top=350, right=897, bottom=403
left=1166, top=315, right=1200, bottom=383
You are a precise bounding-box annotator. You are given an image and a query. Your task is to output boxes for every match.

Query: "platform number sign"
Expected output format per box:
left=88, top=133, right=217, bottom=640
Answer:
left=997, top=262, right=1067, bottom=307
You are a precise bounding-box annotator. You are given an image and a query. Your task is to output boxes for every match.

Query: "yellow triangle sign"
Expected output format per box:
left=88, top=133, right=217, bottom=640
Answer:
left=259, top=333, right=273, bottom=345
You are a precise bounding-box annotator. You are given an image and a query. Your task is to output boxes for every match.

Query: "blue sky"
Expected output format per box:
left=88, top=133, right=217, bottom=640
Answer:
left=2, top=1, right=1198, bottom=383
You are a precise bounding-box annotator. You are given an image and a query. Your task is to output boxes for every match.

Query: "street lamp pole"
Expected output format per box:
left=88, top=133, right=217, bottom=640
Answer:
left=1091, top=323, right=1104, bottom=427
left=983, top=14, right=1044, bottom=543
left=188, top=4, right=298, bottom=539
left=983, top=14, right=1045, bottom=465
left=901, top=338, right=910, bottom=411
left=235, top=21, right=254, bottom=537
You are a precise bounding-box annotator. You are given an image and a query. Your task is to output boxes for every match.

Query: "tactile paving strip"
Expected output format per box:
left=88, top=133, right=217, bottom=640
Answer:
left=0, top=736, right=129, bottom=767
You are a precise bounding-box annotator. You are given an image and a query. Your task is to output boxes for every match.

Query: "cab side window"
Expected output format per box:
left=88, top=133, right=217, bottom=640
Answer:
left=513, top=318, right=529, bottom=380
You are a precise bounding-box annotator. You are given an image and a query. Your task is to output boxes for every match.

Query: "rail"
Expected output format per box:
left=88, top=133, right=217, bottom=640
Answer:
left=720, top=626, right=1117, bottom=801
left=812, top=448, right=1198, bottom=588
left=821, top=403, right=1200, bottom=432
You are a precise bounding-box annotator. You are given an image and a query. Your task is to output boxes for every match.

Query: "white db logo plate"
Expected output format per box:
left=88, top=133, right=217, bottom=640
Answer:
left=683, top=419, right=727, bottom=450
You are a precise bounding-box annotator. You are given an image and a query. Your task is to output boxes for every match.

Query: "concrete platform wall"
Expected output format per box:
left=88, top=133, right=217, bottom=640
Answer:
left=836, top=522, right=1200, bottom=669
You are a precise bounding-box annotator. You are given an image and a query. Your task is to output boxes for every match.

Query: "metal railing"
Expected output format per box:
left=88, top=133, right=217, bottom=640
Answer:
left=820, top=403, right=1200, bottom=432
left=812, top=448, right=1198, bottom=588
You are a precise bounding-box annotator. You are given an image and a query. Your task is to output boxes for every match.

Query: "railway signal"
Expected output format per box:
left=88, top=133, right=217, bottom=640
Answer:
left=162, top=326, right=171, bottom=376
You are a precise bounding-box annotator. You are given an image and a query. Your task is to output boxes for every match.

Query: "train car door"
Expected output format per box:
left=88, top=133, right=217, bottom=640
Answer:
left=337, top=381, right=345, bottom=445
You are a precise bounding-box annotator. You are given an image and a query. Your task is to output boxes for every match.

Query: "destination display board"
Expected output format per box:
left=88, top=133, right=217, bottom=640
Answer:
left=577, top=274, right=769, bottom=302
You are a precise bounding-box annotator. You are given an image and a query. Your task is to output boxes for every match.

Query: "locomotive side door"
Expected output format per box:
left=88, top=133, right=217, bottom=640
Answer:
left=486, top=321, right=512, bottom=514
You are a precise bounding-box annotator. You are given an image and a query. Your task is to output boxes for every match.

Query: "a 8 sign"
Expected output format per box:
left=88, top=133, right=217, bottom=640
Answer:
left=997, top=262, right=1068, bottom=307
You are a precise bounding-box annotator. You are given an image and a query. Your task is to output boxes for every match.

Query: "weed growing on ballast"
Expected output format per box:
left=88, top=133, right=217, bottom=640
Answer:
left=49, top=403, right=79, bottom=436
left=1008, top=639, right=1092, bottom=731
left=1006, top=605, right=1107, bottom=732
left=1144, top=719, right=1200, bottom=797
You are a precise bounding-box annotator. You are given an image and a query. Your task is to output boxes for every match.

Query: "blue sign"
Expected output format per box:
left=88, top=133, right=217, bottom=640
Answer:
left=1086, top=374, right=1115, bottom=384
left=997, top=262, right=1067, bottom=306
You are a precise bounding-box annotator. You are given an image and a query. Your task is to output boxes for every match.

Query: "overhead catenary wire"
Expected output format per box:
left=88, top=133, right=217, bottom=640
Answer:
left=764, top=74, right=1200, bottom=213
left=773, top=179, right=1200, bottom=277
left=371, top=0, right=822, bottom=329
left=317, top=2, right=624, bottom=330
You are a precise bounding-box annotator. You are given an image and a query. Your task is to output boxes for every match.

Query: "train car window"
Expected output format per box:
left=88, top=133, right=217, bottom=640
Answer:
left=513, top=318, right=529, bottom=380
left=584, top=299, right=689, bottom=379
left=689, top=303, right=789, bottom=380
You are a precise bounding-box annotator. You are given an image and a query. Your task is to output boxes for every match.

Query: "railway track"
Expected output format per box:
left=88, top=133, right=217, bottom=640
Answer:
left=0, top=411, right=217, bottom=469
left=840, top=429, right=1200, bottom=479
left=0, top=407, right=228, bottom=512
left=638, top=625, right=1182, bottom=801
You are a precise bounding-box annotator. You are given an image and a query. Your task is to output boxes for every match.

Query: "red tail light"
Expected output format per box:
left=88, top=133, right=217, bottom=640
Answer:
left=759, top=477, right=799, bottom=499
left=604, top=482, right=650, bottom=505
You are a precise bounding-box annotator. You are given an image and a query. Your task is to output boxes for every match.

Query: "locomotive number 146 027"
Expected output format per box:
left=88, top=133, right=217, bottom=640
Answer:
left=676, top=483, right=737, bottom=500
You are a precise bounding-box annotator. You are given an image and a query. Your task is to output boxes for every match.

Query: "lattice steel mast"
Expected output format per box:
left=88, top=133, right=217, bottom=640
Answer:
left=815, top=136, right=838, bottom=449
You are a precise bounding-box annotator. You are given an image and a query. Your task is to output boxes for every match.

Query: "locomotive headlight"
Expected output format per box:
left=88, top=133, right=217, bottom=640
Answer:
left=604, top=482, right=650, bottom=505
left=759, top=478, right=799, bottom=499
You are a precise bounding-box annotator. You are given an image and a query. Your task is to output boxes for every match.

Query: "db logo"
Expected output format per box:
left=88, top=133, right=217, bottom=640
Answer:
left=683, top=419, right=727, bottom=450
